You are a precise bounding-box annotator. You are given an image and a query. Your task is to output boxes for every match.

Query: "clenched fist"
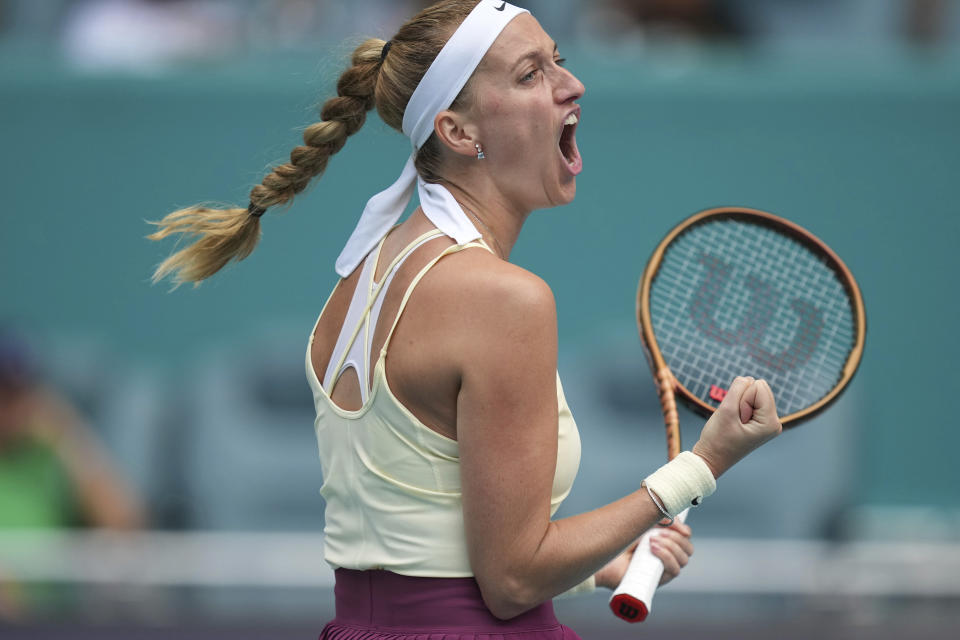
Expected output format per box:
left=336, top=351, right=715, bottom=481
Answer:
left=692, top=376, right=782, bottom=478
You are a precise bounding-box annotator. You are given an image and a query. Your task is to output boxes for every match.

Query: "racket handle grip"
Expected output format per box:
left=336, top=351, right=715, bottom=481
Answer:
left=609, top=508, right=689, bottom=623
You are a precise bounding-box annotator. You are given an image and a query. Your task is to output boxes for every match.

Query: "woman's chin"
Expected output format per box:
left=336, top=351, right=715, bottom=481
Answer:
left=546, top=178, right=577, bottom=209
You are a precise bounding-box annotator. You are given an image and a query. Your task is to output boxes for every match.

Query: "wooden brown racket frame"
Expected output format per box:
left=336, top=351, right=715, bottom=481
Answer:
left=637, top=207, right=866, bottom=458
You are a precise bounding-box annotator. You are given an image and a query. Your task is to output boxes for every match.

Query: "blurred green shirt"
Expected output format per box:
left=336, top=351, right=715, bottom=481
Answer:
left=0, top=438, right=75, bottom=529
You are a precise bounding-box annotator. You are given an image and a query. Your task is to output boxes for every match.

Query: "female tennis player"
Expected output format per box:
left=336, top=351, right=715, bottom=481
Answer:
left=149, top=1, right=782, bottom=637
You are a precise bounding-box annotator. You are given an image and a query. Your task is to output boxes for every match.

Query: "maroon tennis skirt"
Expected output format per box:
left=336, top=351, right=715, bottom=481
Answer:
left=319, top=569, right=582, bottom=639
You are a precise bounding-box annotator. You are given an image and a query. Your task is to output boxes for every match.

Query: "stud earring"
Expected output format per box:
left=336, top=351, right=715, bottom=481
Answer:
left=475, top=143, right=485, bottom=160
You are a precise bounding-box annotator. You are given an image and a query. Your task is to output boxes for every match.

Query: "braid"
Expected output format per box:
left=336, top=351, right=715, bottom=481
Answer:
left=148, top=38, right=384, bottom=287
left=149, top=0, right=482, bottom=288
left=252, top=42, right=381, bottom=209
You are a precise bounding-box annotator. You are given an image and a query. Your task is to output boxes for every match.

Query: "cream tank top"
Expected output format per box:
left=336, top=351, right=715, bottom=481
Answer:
left=306, top=230, right=582, bottom=577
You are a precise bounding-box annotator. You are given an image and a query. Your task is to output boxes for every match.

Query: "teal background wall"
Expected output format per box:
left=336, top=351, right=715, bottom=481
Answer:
left=2, top=48, right=958, bottom=513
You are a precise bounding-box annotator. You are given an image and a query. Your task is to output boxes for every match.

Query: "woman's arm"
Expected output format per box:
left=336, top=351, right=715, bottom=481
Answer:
left=453, top=265, right=779, bottom=619
left=26, top=388, right=147, bottom=530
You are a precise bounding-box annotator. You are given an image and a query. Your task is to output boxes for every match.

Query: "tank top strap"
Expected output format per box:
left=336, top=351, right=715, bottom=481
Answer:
left=380, top=239, right=493, bottom=356
left=326, top=229, right=445, bottom=383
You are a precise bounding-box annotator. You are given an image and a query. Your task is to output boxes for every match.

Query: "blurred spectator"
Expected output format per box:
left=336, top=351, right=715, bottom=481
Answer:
left=575, top=0, right=745, bottom=47
left=57, top=1, right=426, bottom=71
left=0, top=330, right=146, bottom=620
left=610, top=0, right=746, bottom=42
left=0, top=0, right=945, bottom=65
left=243, top=0, right=417, bottom=50
left=731, top=0, right=958, bottom=51
left=904, top=0, right=948, bottom=45
left=61, top=0, right=242, bottom=72
left=0, top=331, right=145, bottom=531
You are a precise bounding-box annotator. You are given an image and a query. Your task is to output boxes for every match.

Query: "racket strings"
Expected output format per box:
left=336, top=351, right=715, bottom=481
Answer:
left=650, top=219, right=857, bottom=417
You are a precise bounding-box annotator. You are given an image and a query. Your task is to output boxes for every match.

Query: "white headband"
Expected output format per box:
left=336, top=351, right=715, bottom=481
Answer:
left=335, top=0, right=529, bottom=277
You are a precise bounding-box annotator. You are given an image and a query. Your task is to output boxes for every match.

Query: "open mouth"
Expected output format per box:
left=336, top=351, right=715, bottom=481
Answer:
left=559, top=111, right=582, bottom=175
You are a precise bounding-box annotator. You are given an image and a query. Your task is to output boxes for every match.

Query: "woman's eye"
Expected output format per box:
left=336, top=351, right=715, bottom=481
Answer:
left=555, top=57, right=567, bottom=67
left=521, top=69, right=538, bottom=82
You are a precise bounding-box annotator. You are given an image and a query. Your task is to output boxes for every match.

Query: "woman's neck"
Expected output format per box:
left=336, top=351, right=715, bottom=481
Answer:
left=439, top=179, right=528, bottom=260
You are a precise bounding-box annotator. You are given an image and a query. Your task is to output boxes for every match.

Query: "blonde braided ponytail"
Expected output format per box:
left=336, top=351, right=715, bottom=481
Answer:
left=148, top=38, right=384, bottom=287
left=149, top=0, right=482, bottom=287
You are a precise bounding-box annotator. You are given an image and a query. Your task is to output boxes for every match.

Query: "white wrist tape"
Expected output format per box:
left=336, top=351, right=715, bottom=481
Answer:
left=643, top=451, right=717, bottom=517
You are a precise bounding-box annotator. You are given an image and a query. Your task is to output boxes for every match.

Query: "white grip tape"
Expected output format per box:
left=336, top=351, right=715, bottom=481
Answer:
left=609, top=508, right=689, bottom=622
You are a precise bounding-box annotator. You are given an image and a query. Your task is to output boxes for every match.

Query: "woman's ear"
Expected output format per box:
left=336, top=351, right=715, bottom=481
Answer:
left=434, top=110, right=479, bottom=159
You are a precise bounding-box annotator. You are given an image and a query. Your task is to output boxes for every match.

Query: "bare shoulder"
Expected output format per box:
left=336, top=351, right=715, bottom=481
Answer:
left=402, top=247, right=559, bottom=381
left=425, top=247, right=557, bottom=325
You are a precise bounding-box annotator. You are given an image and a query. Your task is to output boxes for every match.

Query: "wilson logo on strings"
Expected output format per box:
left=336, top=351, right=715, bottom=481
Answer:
left=689, top=252, right=825, bottom=372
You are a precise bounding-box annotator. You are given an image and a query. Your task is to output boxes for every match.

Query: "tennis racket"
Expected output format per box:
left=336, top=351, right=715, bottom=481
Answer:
left=609, top=206, right=866, bottom=623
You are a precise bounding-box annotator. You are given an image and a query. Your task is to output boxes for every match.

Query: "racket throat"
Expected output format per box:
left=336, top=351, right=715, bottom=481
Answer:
left=655, top=367, right=682, bottom=460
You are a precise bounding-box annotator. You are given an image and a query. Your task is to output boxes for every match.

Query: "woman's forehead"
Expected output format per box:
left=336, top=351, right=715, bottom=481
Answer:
left=481, top=14, right=554, bottom=72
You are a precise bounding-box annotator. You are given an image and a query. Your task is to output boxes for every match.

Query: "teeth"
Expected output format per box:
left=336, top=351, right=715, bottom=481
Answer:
left=564, top=113, right=578, bottom=126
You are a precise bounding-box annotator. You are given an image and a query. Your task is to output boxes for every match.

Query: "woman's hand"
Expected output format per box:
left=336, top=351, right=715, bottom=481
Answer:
left=651, top=521, right=694, bottom=586
left=594, top=521, right=694, bottom=589
left=692, top=376, right=782, bottom=478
